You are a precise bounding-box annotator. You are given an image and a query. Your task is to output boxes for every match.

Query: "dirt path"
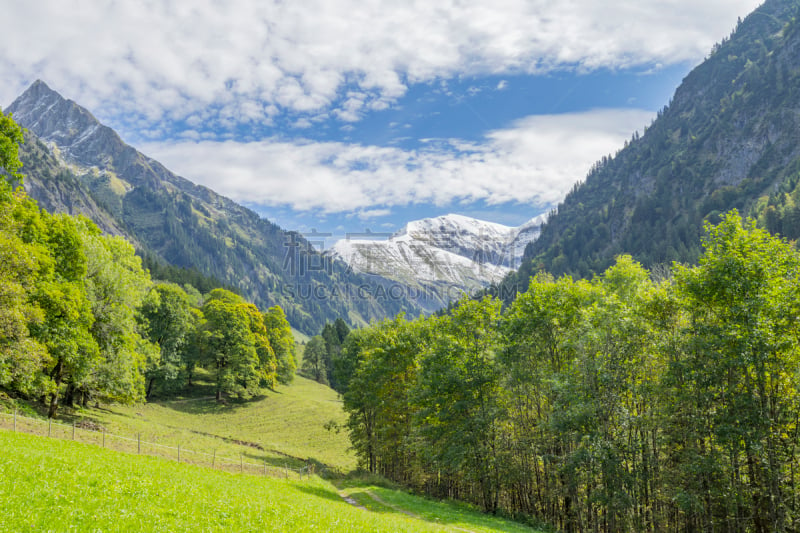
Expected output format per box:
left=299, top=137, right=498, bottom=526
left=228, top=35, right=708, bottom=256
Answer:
left=338, top=489, right=476, bottom=533
left=337, top=490, right=368, bottom=511
left=364, top=489, right=422, bottom=519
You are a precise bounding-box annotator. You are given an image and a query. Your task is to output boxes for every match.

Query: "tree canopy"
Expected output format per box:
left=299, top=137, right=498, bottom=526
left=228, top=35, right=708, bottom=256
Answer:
left=340, top=211, right=800, bottom=531
left=0, top=112, right=296, bottom=414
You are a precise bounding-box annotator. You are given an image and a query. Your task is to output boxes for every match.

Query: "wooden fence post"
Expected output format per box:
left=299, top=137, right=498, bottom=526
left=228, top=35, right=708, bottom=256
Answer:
left=72, top=421, right=75, bottom=441
left=13, top=410, right=16, bottom=432
left=137, top=433, right=141, bottom=454
left=240, top=453, right=243, bottom=472
left=212, top=450, right=216, bottom=469
left=178, top=445, right=181, bottom=463
left=102, top=429, right=105, bottom=448
left=48, top=419, right=52, bottom=438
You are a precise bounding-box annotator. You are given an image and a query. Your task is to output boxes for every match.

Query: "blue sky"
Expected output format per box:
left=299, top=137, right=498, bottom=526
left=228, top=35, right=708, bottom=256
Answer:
left=2, top=0, right=762, bottom=245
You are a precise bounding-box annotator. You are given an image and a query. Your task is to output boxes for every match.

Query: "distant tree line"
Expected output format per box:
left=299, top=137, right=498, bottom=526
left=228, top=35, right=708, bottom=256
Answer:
left=338, top=211, right=800, bottom=532
left=299, top=318, right=350, bottom=390
left=0, top=110, right=296, bottom=416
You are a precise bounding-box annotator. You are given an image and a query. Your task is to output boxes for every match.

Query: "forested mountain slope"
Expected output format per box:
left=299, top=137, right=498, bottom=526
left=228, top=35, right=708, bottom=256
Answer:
left=7, top=81, right=424, bottom=333
left=510, top=0, right=800, bottom=294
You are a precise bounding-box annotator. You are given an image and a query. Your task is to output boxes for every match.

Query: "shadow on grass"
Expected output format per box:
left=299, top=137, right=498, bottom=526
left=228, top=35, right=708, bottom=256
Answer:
left=153, top=391, right=273, bottom=416
left=341, top=484, right=548, bottom=533
left=292, top=483, right=350, bottom=506
left=240, top=449, right=306, bottom=470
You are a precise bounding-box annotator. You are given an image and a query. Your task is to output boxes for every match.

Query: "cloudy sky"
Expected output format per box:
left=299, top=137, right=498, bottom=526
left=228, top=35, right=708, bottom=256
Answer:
left=2, top=0, right=762, bottom=239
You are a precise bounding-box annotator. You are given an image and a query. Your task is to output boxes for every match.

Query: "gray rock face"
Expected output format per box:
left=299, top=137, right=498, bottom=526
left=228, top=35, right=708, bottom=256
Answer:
left=18, top=130, right=132, bottom=239
left=10, top=80, right=219, bottom=197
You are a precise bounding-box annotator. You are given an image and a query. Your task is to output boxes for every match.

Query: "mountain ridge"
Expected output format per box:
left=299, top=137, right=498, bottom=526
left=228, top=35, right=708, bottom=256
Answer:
left=503, top=0, right=800, bottom=297
left=8, top=80, right=426, bottom=333
left=328, top=212, right=545, bottom=306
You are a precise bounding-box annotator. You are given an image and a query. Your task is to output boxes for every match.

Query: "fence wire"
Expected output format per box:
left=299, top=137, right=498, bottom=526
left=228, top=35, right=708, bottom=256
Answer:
left=0, top=410, right=314, bottom=480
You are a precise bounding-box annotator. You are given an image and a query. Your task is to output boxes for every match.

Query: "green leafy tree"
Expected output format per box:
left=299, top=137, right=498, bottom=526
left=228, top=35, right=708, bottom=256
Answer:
left=332, top=327, right=366, bottom=395
left=32, top=279, right=98, bottom=419
left=0, top=107, right=24, bottom=184
left=0, top=226, right=48, bottom=395
left=0, top=193, right=49, bottom=396
left=78, top=226, right=152, bottom=406
left=500, top=272, right=600, bottom=522
left=182, top=307, right=206, bottom=387
left=240, top=302, right=277, bottom=389
left=29, top=214, right=99, bottom=417
left=341, top=325, right=380, bottom=473
left=343, top=315, right=426, bottom=478
left=263, top=306, right=296, bottom=384
left=301, top=335, right=329, bottom=385
left=414, top=297, right=505, bottom=513
left=669, top=211, right=800, bottom=530
left=139, top=282, right=196, bottom=397
left=561, top=256, right=657, bottom=531
left=322, top=318, right=350, bottom=390
left=200, top=289, right=261, bottom=400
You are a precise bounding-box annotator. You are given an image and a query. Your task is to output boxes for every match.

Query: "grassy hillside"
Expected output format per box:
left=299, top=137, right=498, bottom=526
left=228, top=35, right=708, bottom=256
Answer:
left=0, top=368, right=353, bottom=472
left=339, top=480, right=545, bottom=533
left=0, top=365, right=544, bottom=530
left=80, top=372, right=356, bottom=472
left=0, top=430, right=541, bottom=532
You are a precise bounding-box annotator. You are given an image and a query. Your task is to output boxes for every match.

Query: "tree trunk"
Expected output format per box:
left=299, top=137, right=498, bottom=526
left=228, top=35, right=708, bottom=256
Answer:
left=747, top=448, right=765, bottom=533
left=64, top=383, right=75, bottom=408
left=47, top=392, right=59, bottom=419
left=146, top=377, right=156, bottom=399
left=47, top=358, right=64, bottom=419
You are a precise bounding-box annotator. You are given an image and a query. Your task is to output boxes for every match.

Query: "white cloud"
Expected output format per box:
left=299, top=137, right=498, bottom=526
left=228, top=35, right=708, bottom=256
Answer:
left=351, top=209, right=394, bottom=221
left=141, top=108, right=654, bottom=213
left=1, top=0, right=760, bottom=128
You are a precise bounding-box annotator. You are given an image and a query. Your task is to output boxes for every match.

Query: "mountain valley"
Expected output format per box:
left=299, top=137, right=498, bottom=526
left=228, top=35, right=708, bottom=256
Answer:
left=8, top=81, right=426, bottom=333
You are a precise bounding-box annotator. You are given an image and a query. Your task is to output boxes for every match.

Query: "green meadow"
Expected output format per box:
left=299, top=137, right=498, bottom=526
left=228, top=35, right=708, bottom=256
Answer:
left=0, top=360, right=543, bottom=531
left=0, top=430, right=541, bottom=532
left=81, top=372, right=356, bottom=472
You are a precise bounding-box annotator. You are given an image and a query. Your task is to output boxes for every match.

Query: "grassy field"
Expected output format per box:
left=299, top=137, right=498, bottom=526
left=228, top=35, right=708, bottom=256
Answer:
left=0, top=370, right=353, bottom=472
left=0, top=369, right=545, bottom=532
left=0, top=430, right=541, bottom=532
left=338, top=479, right=542, bottom=533
left=79, top=372, right=356, bottom=472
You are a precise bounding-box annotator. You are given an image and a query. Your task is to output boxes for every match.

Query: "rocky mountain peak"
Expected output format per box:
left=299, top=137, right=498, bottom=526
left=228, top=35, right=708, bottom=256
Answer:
left=8, top=80, right=427, bottom=332
left=8, top=81, right=129, bottom=177
left=328, top=213, right=547, bottom=307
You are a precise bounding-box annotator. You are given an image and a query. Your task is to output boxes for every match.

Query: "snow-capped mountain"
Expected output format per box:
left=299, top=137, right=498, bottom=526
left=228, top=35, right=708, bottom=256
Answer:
left=327, top=213, right=546, bottom=304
